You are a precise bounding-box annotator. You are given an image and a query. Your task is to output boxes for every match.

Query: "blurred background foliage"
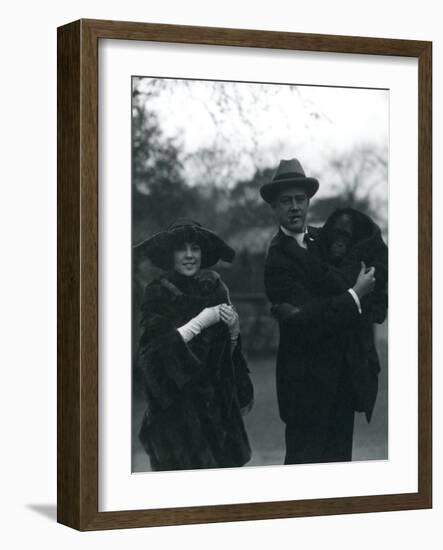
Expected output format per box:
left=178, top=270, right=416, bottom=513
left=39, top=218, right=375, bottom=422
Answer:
left=132, top=77, right=388, bottom=355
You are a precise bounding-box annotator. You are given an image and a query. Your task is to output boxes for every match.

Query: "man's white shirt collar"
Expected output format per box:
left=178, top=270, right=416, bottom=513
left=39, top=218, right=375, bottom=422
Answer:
left=280, top=225, right=308, bottom=248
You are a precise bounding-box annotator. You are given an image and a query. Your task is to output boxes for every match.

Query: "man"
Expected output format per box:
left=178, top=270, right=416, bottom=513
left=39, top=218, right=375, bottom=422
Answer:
left=261, top=158, right=377, bottom=464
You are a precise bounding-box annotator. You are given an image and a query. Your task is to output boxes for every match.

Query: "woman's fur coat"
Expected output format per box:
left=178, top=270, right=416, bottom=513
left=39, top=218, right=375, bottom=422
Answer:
left=137, top=270, right=253, bottom=471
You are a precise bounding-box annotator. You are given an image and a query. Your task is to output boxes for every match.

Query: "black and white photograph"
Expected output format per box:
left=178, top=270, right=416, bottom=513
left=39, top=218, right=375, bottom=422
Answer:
left=131, top=76, right=389, bottom=473
left=3, top=0, right=438, bottom=544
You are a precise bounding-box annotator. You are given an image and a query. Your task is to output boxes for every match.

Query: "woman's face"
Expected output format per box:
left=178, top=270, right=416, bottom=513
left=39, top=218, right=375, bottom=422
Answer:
left=173, top=242, right=202, bottom=277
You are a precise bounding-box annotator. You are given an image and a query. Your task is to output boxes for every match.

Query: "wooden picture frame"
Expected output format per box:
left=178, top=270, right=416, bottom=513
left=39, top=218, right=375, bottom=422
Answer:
left=57, top=18, right=432, bottom=530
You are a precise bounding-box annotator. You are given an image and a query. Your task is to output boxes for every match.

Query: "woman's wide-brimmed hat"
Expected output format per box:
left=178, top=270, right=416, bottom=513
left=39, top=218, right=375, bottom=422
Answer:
left=134, top=219, right=235, bottom=270
left=260, top=158, right=319, bottom=203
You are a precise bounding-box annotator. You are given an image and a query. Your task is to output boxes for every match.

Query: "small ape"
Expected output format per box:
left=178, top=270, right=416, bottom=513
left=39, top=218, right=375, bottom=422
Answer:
left=320, top=208, right=387, bottom=293
left=327, top=212, right=354, bottom=264
left=324, top=211, right=369, bottom=267
left=271, top=208, right=388, bottom=324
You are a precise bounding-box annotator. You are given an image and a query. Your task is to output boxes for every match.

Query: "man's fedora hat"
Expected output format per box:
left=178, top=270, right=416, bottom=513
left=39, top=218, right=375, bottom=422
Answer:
left=133, top=218, right=235, bottom=270
left=260, top=158, right=319, bottom=203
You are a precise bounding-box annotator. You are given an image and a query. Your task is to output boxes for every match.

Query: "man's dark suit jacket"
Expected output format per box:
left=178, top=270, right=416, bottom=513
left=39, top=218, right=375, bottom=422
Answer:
left=264, top=227, right=380, bottom=427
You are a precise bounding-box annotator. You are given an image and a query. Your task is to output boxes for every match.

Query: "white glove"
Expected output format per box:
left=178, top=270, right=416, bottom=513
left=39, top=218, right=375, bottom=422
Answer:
left=177, top=306, right=221, bottom=343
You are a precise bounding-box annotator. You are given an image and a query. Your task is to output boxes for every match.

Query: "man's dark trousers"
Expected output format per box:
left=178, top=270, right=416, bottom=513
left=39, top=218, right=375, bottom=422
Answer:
left=284, top=368, right=355, bottom=464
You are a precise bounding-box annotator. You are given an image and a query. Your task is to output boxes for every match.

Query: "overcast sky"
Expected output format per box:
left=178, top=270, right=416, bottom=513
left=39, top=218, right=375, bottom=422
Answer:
left=135, top=77, right=389, bottom=202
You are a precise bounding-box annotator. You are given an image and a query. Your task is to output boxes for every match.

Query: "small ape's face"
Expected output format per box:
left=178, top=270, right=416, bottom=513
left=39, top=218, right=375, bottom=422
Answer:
left=329, top=213, right=353, bottom=262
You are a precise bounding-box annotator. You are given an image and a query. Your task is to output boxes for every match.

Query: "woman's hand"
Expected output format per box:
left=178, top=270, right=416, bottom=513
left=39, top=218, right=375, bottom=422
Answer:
left=177, top=306, right=220, bottom=343
left=196, top=306, right=221, bottom=329
left=219, top=304, right=240, bottom=341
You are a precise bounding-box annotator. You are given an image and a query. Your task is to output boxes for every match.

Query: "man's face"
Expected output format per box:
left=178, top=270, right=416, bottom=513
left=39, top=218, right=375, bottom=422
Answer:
left=273, top=186, right=310, bottom=233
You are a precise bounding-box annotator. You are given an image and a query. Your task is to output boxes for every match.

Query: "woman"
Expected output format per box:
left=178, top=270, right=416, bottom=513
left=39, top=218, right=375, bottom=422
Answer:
left=135, top=219, right=253, bottom=471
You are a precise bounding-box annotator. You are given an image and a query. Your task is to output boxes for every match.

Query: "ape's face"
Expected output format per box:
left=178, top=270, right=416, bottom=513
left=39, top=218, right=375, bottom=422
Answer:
left=329, top=213, right=353, bottom=262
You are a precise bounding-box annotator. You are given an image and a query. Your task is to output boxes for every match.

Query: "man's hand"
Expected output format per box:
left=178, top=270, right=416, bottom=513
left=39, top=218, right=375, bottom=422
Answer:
left=353, top=261, right=376, bottom=299
left=271, top=303, right=302, bottom=321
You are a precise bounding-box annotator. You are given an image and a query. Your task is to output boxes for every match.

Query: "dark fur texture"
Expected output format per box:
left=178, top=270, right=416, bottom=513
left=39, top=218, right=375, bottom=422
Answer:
left=137, top=270, right=253, bottom=471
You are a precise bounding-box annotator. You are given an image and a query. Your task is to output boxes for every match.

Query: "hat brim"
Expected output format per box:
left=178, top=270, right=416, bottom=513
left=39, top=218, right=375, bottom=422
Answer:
left=260, top=177, right=319, bottom=203
left=134, top=225, right=235, bottom=270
